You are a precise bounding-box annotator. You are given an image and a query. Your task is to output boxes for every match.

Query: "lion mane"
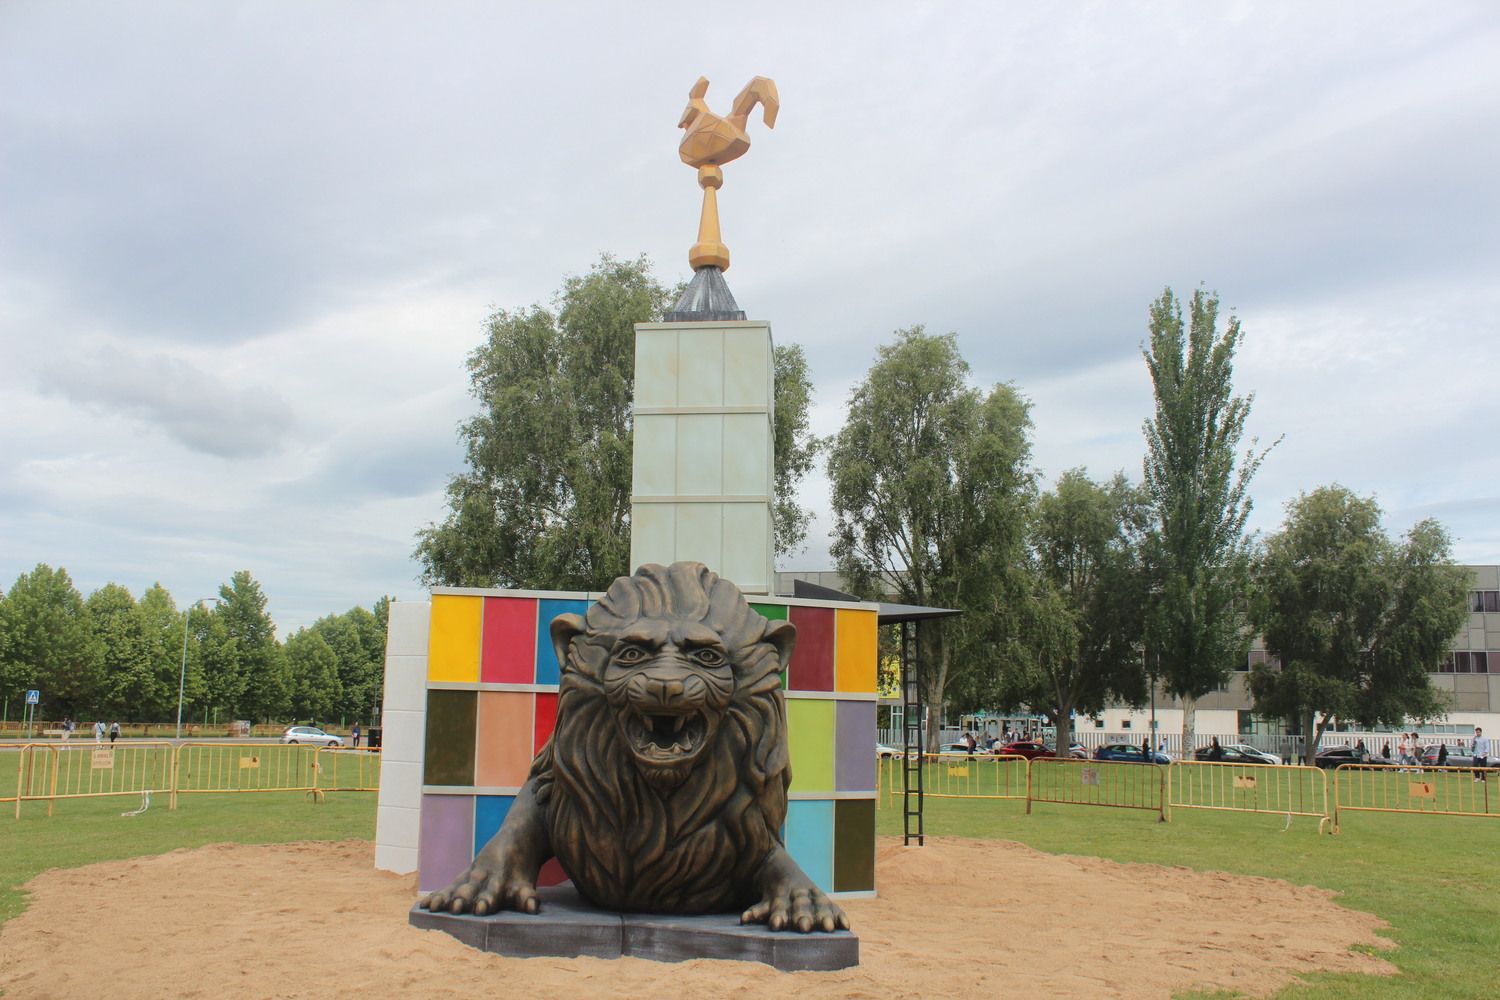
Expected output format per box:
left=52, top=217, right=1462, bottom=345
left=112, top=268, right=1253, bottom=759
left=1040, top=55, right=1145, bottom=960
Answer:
left=529, top=562, right=793, bottom=914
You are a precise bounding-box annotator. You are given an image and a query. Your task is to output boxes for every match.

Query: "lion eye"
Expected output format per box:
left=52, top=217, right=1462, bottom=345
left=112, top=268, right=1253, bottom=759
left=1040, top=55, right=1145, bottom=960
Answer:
left=616, top=646, right=647, bottom=664
left=691, top=648, right=725, bottom=667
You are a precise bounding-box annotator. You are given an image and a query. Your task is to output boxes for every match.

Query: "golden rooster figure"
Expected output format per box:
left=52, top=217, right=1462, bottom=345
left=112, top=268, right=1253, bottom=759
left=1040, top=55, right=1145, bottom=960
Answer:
left=677, top=75, right=779, bottom=272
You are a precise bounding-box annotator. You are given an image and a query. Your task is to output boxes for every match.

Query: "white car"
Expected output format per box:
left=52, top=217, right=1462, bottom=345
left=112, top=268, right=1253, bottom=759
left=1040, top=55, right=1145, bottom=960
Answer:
left=281, top=725, right=342, bottom=747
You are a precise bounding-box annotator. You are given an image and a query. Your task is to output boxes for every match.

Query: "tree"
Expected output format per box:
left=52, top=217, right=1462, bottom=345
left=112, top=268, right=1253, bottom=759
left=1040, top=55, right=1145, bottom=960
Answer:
left=86, top=583, right=154, bottom=720
left=212, top=571, right=288, bottom=722
left=1002, top=471, right=1151, bottom=757
left=310, top=604, right=385, bottom=724
left=138, top=583, right=188, bottom=721
left=1249, top=486, right=1468, bottom=764
left=827, top=327, right=1035, bottom=749
left=415, top=254, right=820, bottom=590
left=286, top=629, right=342, bottom=723
left=0, top=564, right=101, bottom=719
left=1140, top=287, right=1272, bottom=757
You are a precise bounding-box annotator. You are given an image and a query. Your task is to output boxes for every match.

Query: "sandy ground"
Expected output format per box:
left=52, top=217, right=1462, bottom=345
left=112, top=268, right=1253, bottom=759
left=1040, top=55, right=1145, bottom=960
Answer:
left=0, top=837, right=1394, bottom=1000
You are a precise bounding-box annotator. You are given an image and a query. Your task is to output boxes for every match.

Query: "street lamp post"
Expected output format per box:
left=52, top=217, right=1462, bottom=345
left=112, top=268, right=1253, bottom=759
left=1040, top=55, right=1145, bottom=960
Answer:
left=177, top=597, right=221, bottom=739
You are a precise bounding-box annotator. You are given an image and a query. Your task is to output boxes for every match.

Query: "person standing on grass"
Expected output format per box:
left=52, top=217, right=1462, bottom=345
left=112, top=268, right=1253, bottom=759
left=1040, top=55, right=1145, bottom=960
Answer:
left=1474, top=727, right=1490, bottom=783
left=109, top=721, right=119, bottom=744
left=94, top=720, right=104, bottom=743
left=352, top=722, right=361, bottom=748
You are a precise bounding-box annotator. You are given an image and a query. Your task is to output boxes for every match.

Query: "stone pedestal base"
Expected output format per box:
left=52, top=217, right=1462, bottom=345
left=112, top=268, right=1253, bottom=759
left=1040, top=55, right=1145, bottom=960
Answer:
left=409, top=885, right=859, bottom=971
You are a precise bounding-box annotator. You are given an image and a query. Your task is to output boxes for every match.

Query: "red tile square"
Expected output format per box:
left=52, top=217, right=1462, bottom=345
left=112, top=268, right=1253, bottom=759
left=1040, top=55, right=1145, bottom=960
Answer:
left=481, top=597, right=537, bottom=684
left=533, top=692, right=559, bottom=754
left=787, top=606, right=835, bottom=691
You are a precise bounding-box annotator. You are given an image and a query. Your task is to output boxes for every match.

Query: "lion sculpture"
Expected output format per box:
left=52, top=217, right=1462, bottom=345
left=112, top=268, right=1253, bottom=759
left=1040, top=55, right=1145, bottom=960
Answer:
left=419, top=561, right=849, bottom=934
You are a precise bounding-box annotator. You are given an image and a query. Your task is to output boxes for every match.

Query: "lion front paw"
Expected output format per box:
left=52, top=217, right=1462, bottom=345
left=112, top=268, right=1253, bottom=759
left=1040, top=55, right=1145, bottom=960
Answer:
left=418, top=857, right=540, bottom=917
left=740, top=883, right=849, bottom=933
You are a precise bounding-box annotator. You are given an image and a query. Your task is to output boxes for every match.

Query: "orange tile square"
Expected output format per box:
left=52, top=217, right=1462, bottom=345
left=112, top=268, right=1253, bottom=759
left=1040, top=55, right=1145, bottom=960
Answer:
left=474, top=691, right=534, bottom=788
left=835, top=609, right=877, bottom=693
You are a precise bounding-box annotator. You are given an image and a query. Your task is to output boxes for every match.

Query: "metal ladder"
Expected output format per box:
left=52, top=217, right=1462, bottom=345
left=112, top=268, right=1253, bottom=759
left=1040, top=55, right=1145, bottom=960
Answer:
left=901, top=620, right=924, bottom=846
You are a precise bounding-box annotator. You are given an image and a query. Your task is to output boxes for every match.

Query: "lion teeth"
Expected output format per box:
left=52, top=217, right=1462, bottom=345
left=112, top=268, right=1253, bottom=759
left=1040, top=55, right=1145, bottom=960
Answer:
left=673, top=716, right=686, bottom=734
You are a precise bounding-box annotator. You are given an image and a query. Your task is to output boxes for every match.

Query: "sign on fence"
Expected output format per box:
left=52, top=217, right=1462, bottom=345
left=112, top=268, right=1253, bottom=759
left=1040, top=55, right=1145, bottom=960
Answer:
left=1080, top=768, right=1100, bottom=786
left=239, top=756, right=260, bottom=770
left=1233, top=774, right=1258, bottom=790
left=91, top=750, right=113, bottom=770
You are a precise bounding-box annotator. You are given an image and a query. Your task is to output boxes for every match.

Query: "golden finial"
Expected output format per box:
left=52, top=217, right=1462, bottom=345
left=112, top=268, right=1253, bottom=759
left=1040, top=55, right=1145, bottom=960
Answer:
left=677, top=75, right=779, bottom=272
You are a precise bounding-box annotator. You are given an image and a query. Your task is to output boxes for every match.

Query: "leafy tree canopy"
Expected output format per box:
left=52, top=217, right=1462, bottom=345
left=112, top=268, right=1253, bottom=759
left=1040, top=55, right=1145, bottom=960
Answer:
left=1140, top=286, right=1272, bottom=752
left=415, top=253, right=820, bottom=591
left=1000, top=470, right=1151, bottom=756
left=1249, top=485, right=1468, bottom=763
left=827, top=326, right=1035, bottom=747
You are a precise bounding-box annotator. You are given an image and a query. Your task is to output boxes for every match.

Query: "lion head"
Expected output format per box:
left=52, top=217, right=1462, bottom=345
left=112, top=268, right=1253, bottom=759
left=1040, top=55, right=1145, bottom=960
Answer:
left=530, top=561, right=797, bottom=913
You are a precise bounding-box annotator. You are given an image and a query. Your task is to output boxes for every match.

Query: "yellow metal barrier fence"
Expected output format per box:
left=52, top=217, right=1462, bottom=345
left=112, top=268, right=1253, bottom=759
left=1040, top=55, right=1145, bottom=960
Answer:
left=2, top=745, right=23, bottom=808
left=312, top=745, right=382, bottom=796
left=1333, top=763, right=1499, bottom=831
left=10, top=742, right=381, bottom=816
left=1168, top=760, right=1330, bottom=833
left=878, top=753, right=1030, bottom=808
left=13, top=742, right=176, bottom=818
left=1026, top=757, right=1166, bottom=821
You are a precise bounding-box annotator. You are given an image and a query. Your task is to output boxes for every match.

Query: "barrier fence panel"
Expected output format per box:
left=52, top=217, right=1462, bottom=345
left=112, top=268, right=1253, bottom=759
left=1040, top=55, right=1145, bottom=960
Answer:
left=171, top=742, right=320, bottom=808
left=14, top=742, right=177, bottom=817
left=878, top=753, right=1030, bottom=807
left=2, top=745, right=22, bottom=808
left=313, top=746, right=382, bottom=795
left=1168, top=761, right=1330, bottom=832
left=1333, top=763, right=1499, bottom=831
left=1027, top=757, right=1166, bottom=821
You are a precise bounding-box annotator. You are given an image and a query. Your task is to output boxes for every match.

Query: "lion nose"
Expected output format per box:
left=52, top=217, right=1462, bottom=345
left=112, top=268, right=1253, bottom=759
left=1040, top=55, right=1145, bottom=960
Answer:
left=644, top=677, right=686, bottom=703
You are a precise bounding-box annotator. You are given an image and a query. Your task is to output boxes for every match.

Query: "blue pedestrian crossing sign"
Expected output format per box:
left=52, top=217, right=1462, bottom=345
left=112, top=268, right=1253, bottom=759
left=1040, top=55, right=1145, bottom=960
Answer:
left=25, top=689, right=39, bottom=705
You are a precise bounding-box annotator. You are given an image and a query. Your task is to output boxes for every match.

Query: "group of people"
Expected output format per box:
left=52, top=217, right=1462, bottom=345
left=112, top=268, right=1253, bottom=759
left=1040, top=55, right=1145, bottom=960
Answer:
left=57, top=718, right=120, bottom=743
left=1375, top=727, right=1491, bottom=781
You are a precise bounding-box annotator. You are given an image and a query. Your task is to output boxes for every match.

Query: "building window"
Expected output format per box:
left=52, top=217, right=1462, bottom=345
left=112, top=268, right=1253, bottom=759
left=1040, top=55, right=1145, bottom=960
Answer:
left=1440, top=653, right=1455, bottom=674
left=1469, top=591, right=1500, bottom=612
left=1456, top=651, right=1472, bottom=673
left=1121, top=720, right=1132, bottom=730
left=1476, top=651, right=1489, bottom=674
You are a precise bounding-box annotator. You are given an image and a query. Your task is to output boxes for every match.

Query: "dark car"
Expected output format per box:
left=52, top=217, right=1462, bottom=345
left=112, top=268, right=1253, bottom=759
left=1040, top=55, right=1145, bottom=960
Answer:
left=1313, top=746, right=1374, bottom=769
left=1419, top=744, right=1480, bottom=769
left=1193, top=744, right=1279, bottom=765
left=1093, top=743, right=1170, bottom=765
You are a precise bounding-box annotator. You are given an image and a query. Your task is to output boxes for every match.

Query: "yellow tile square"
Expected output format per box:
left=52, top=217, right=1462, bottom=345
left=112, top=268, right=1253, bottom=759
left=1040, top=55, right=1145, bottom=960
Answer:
left=835, top=610, right=877, bottom=693
left=428, top=595, right=481, bottom=683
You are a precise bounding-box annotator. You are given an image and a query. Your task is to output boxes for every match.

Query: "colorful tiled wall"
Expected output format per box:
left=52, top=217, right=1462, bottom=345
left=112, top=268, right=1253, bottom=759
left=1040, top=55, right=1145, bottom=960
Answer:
left=415, top=586, right=879, bottom=899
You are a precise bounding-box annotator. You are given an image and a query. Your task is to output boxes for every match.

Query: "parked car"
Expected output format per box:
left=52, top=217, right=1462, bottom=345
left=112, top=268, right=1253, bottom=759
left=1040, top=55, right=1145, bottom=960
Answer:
left=1313, top=746, right=1373, bottom=769
left=939, top=742, right=981, bottom=755
left=1419, top=744, right=1481, bottom=769
left=281, top=725, right=342, bottom=747
left=994, top=740, right=1053, bottom=760
left=1193, top=744, right=1280, bottom=765
left=1092, top=743, right=1170, bottom=765
left=1066, top=742, right=1090, bottom=760
left=876, top=743, right=903, bottom=759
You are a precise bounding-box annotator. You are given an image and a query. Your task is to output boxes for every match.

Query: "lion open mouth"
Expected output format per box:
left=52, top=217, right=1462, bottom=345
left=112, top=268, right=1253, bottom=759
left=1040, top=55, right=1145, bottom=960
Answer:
left=624, top=709, right=708, bottom=764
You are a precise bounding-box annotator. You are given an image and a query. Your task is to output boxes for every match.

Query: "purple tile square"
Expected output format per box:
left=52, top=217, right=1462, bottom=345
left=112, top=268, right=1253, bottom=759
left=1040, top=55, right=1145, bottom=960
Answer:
left=835, top=700, right=876, bottom=792
left=419, top=794, right=475, bottom=893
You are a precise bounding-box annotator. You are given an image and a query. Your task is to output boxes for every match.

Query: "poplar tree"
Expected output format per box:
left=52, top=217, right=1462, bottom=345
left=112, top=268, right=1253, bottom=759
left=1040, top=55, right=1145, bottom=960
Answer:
left=1141, top=287, right=1272, bottom=755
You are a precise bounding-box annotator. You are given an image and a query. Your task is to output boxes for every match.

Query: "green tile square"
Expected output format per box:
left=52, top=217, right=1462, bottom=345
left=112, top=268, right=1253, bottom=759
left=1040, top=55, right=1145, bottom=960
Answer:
left=834, top=798, right=876, bottom=892
left=424, top=690, right=477, bottom=786
left=787, top=698, right=835, bottom=793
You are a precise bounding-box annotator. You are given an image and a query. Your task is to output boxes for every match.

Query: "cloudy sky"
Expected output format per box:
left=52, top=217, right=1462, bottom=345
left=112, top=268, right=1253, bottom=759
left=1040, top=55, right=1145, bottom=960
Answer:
left=3, top=2, right=1497, bottom=633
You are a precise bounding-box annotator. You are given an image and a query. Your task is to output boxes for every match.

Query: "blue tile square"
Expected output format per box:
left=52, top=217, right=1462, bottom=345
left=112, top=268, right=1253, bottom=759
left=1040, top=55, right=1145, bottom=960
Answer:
left=473, top=794, right=515, bottom=855
left=784, top=799, right=834, bottom=893
left=535, top=599, right=590, bottom=685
